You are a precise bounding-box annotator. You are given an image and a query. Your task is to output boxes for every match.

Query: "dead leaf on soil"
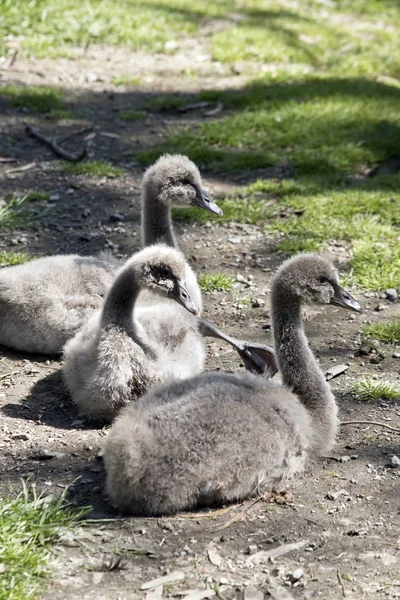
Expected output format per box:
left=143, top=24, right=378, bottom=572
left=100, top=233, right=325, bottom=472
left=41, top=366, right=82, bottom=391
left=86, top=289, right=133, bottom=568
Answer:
left=246, top=539, right=309, bottom=566
left=262, top=489, right=294, bottom=504
left=141, top=571, right=185, bottom=591
left=207, top=542, right=222, bottom=567
left=325, top=364, right=349, bottom=381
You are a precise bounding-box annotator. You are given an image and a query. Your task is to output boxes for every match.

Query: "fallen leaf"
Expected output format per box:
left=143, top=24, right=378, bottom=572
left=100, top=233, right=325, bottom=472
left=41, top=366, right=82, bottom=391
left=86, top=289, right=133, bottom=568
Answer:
left=246, top=540, right=308, bottom=566
left=141, top=571, right=185, bottom=590
left=207, top=543, right=222, bottom=567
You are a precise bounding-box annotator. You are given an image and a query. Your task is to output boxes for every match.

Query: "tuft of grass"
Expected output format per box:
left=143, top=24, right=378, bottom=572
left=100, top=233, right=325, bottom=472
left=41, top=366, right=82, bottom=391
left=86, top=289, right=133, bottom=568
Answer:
left=119, top=110, right=147, bottom=121
left=112, top=76, right=142, bottom=87
left=48, top=108, right=76, bottom=120
left=362, top=320, right=400, bottom=344
left=0, top=251, right=30, bottom=266
left=0, top=196, right=37, bottom=229
left=25, top=190, right=51, bottom=202
left=351, top=378, right=399, bottom=402
left=62, top=160, right=123, bottom=177
left=143, top=95, right=188, bottom=112
left=0, top=483, right=90, bottom=600
left=198, top=273, right=234, bottom=292
left=0, top=86, right=63, bottom=113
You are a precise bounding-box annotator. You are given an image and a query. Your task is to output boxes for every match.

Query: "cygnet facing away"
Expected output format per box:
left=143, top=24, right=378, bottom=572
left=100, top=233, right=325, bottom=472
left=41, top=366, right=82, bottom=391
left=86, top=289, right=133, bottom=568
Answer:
left=104, top=253, right=362, bottom=516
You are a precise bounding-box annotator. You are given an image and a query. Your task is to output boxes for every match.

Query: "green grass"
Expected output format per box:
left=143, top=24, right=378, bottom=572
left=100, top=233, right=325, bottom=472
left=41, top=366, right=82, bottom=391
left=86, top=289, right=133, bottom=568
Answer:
left=0, top=86, right=64, bottom=113
left=25, top=191, right=51, bottom=202
left=0, top=196, right=37, bottom=229
left=138, top=76, right=400, bottom=176
left=62, top=160, right=123, bottom=177
left=176, top=175, right=400, bottom=290
left=0, top=0, right=228, bottom=58
left=143, top=95, right=188, bottom=112
left=351, top=378, right=399, bottom=402
left=119, top=110, right=147, bottom=121
left=362, top=320, right=400, bottom=344
left=198, top=273, right=234, bottom=292
left=0, top=251, right=30, bottom=266
left=0, top=483, right=90, bottom=600
left=111, top=76, right=142, bottom=87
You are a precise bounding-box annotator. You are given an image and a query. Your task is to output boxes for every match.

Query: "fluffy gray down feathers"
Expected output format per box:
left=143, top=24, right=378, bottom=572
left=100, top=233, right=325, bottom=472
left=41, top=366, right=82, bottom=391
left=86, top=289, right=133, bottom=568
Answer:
left=104, top=253, right=342, bottom=516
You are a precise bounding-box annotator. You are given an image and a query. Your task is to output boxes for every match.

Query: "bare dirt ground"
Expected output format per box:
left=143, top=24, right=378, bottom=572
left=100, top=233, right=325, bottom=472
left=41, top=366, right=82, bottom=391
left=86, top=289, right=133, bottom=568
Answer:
left=0, top=40, right=399, bottom=600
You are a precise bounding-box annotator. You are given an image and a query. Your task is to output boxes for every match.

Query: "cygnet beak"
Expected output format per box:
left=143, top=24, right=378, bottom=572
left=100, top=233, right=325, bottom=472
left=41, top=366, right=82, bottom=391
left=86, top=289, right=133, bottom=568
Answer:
left=330, top=284, right=362, bottom=313
left=193, top=185, right=223, bottom=216
left=171, top=280, right=200, bottom=315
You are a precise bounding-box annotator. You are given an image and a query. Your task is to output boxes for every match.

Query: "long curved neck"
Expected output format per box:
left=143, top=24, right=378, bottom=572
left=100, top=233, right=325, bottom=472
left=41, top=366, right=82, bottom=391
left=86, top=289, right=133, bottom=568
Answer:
left=142, top=189, right=177, bottom=248
left=271, top=291, right=338, bottom=452
left=101, top=265, right=154, bottom=357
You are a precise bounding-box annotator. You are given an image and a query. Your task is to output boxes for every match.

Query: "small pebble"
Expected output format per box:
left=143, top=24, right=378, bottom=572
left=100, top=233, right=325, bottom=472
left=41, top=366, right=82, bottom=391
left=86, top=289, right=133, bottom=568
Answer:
left=385, top=288, right=398, bottom=302
left=370, top=353, right=385, bottom=364
left=390, top=455, right=400, bottom=468
left=374, top=303, right=385, bottom=312
left=28, top=448, right=56, bottom=460
left=288, top=568, right=304, bottom=583
left=252, top=298, right=265, bottom=308
left=392, top=353, right=400, bottom=359
left=110, top=212, right=125, bottom=222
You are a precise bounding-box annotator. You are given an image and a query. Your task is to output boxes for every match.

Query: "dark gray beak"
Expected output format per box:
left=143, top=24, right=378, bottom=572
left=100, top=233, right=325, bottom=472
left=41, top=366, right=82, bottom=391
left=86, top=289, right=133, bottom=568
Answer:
left=171, top=280, right=200, bottom=315
left=193, top=185, right=223, bottom=216
left=330, top=285, right=362, bottom=313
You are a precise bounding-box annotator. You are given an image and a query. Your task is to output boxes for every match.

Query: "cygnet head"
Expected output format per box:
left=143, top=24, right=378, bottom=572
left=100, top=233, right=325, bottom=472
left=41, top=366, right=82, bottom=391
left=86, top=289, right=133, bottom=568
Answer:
left=132, top=244, right=200, bottom=314
left=272, top=253, right=362, bottom=312
left=142, top=154, right=223, bottom=215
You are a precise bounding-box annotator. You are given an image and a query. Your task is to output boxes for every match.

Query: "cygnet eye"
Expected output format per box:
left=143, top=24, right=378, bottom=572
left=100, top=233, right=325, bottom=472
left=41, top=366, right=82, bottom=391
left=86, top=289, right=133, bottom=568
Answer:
left=319, top=276, right=329, bottom=284
left=181, top=178, right=192, bottom=186
left=154, top=265, right=172, bottom=281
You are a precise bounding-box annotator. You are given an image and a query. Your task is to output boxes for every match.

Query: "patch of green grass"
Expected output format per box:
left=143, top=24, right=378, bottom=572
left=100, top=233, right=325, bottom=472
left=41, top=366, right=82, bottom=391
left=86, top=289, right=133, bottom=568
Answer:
left=0, top=86, right=63, bottom=113
left=112, top=76, right=142, bottom=87
left=25, top=191, right=51, bottom=202
left=62, top=160, right=123, bottom=177
left=143, top=95, right=188, bottom=112
left=0, top=0, right=231, bottom=58
left=119, top=110, right=147, bottom=121
left=0, top=483, right=90, bottom=600
left=178, top=174, right=400, bottom=290
left=351, top=378, right=399, bottom=402
left=251, top=175, right=400, bottom=290
left=48, top=108, right=76, bottom=120
left=0, top=195, right=36, bottom=229
left=0, top=251, right=30, bottom=266
left=362, top=320, right=400, bottom=344
left=172, top=194, right=269, bottom=225
left=198, top=273, right=234, bottom=292
left=140, top=75, right=400, bottom=175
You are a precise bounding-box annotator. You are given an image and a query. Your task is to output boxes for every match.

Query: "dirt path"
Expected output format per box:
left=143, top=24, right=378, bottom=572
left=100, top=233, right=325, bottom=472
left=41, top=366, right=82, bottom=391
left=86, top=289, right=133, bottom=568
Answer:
left=0, top=41, right=399, bottom=600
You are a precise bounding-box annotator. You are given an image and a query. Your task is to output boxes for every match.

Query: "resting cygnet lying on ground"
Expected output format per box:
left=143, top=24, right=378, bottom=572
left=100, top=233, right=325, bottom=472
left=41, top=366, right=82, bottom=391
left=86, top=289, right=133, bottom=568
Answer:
left=104, top=253, right=362, bottom=515
left=62, top=245, right=203, bottom=423
left=0, top=154, right=221, bottom=356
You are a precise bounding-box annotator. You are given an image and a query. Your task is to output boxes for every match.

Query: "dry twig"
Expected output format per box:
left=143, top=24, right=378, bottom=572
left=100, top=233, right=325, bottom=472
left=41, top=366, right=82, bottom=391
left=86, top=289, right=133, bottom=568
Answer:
left=337, top=569, right=346, bottom=598
left=341, top=420, right=400, bottom=433
left=25, top=124, right=86, bottom=162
